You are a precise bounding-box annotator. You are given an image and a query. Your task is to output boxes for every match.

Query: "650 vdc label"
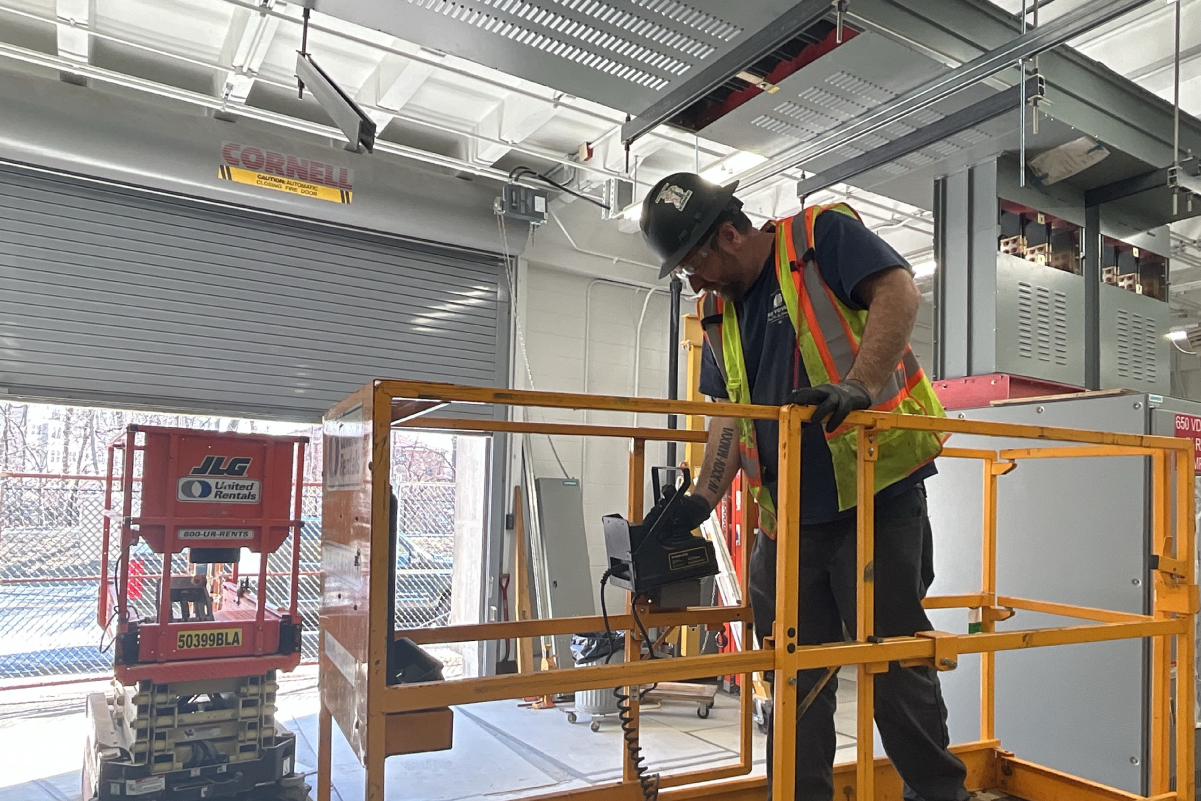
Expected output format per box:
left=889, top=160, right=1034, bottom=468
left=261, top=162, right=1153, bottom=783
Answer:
left=176, top=477, right=261, bottom=503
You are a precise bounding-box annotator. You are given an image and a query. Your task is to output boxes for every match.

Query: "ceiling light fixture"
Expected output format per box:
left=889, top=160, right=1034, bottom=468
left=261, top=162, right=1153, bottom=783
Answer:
left=700, top=151, right=767, bottom=184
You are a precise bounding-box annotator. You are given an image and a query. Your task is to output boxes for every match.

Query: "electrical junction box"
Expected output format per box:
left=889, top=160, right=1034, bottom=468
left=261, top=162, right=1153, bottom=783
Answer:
left=497, top=183, right=547, bottom=225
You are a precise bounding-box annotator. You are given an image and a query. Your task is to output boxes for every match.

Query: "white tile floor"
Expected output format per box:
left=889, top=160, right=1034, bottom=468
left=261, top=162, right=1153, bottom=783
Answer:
left=0, top=667, right=866, bottom=801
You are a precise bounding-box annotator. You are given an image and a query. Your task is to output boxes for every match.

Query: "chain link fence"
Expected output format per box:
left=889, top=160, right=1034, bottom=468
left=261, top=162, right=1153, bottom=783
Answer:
left=1, top=468, right=462, bottom=682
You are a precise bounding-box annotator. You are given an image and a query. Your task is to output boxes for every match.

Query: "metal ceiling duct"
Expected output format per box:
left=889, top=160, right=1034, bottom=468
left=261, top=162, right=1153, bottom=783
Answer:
left=310, top=0, right=798, bottom=112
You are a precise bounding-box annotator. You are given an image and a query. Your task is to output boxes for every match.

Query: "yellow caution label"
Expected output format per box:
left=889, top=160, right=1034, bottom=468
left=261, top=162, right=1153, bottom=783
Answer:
left=177, top=628, right=243, bottom=650
left=219, top=164, right=351, bottom=204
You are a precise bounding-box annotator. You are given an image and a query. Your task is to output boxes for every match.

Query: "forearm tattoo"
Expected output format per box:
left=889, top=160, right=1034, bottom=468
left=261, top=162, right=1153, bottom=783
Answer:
left=706, top=425, right=736, bottom=495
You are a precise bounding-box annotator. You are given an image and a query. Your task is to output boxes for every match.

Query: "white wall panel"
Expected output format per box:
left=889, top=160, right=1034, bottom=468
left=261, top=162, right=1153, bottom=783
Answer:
left=515, top=261, right=679, bottom=608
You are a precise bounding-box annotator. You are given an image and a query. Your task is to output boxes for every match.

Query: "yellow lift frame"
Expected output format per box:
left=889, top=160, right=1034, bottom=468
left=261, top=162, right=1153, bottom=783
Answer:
left=316, top=379, right=1197, bottom=801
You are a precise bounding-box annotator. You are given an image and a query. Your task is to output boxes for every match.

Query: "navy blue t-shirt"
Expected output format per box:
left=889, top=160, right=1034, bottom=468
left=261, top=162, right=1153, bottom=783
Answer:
left=699, top=210, right=937, bottom=525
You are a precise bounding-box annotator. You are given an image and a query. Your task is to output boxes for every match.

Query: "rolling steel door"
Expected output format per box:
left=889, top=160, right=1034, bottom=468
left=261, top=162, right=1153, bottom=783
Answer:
left=0, top=162, right=507, bottom=421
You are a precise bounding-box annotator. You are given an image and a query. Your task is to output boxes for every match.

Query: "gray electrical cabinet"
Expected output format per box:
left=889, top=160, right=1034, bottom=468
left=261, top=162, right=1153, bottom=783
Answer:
left=925, top=392, right=1200, bottom=795
left=995, top=252, right=1085, bottom=386
left=529, top=477, right=597, bottom=665
left=992, top=254, right=1169, bottom=394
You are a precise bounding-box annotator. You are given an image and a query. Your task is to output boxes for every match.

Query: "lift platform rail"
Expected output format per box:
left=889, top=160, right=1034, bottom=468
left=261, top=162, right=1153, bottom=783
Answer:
left=316, top=380, right=1196, bottom=801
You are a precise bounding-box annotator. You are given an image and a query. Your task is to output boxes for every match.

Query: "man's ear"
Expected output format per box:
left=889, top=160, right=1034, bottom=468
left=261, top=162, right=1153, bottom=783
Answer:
left=714, top=221, right=740, bottom=254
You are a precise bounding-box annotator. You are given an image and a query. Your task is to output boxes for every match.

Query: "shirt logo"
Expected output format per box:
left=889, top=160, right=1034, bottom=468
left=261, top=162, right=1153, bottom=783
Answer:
left=768, top=291, right=790, bottom=325
left=655, top=184, right=693, bottom=212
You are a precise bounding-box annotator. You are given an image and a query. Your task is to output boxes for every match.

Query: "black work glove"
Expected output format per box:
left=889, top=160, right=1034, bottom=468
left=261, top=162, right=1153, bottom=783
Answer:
left=643, top=488, right=712, bottom=538
left=786, top=380, right=873, bottom=433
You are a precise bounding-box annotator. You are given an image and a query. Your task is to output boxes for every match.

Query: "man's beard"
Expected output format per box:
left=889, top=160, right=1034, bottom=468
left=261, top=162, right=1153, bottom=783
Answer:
left=715, top=281, right=748, bottom=303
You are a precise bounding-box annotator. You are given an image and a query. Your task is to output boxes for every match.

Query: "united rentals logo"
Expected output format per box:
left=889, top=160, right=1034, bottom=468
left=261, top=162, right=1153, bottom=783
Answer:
left=219, top=143, right=353, bottom=204
left=178, top=455, right=261, bottom=503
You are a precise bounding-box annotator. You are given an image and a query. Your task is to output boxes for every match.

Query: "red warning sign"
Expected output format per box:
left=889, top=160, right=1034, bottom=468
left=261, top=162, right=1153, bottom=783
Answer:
left=1173, top=413, right=1201, bottom=472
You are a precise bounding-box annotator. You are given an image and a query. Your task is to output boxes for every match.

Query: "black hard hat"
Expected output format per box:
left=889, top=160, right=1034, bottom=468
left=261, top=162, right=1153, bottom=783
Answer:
left=640, top=172, right=740, bottom=279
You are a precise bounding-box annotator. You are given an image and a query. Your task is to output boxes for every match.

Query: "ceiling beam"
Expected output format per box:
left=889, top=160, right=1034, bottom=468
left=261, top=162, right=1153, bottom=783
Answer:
left=356, top=49, right=442, bottom=131
left=738, top=0, right=1163, bottom=191
left=795, top=74, right=1044, bottom=199
left=55, top=0, right=91, bottom=65
left=472, top=96, right=559, bottom=166
left=217, top=0, right=281, bottom=104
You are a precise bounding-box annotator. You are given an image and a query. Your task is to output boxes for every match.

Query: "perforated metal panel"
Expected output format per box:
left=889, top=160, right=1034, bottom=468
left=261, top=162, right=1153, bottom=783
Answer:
left=995, top=253, right=1085, bottom=386
left=1015, top=281, right=1069, bottom=367
left=1100, top=283, right=1169, bottom=394
left=315, top=0, right=798, bottom=112
left=0, top=164, right=507, bottom=421
left=699, top=32, right=951, bottom=159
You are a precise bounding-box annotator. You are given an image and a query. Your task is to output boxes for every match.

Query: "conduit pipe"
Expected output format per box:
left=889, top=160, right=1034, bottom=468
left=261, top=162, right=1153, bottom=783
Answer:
left=0, top=3, right=629, bottom=184
left=0, top=40, right=512, bottom=182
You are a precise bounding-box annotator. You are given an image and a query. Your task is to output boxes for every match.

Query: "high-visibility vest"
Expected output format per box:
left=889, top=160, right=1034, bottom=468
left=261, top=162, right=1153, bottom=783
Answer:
left=698, top=203, right=947, bottom=538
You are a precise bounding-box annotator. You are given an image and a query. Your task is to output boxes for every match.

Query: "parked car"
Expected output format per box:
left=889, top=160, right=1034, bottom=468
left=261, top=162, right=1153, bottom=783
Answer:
left=298, top=517, right=453, bottom=628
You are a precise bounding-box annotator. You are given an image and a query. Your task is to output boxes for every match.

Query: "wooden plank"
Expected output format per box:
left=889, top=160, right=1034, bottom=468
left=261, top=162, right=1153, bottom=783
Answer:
left=366, top=383, right=394, bottom=801
left=656, top=764, right=750, bottom=790
left=513, top=485, right=535, bottom=675
left=383, top=708, right=453, bottom=756
left=317, top=701, right=332, bottom=801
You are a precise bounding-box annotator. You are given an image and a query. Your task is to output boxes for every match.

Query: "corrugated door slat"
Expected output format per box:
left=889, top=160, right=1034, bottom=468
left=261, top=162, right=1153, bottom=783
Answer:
left=0, top=164, right=507, bottom=421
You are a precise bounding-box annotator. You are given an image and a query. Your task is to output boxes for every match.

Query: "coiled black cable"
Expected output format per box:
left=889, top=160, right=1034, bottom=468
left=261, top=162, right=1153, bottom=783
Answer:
left=615, top=683, right=659, bottom=801
left=599, top=569, right=659, bottom=800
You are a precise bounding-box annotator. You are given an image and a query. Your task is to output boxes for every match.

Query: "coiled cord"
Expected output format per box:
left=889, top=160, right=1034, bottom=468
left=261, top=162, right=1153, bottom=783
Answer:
left=615, top=684, right=659, bottom=800
left=599, top=568, right=659, bottom=801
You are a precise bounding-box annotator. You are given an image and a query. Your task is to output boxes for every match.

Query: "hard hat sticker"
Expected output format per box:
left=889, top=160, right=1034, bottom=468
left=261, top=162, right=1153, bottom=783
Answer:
left=655, top=184, right=693, bottom=212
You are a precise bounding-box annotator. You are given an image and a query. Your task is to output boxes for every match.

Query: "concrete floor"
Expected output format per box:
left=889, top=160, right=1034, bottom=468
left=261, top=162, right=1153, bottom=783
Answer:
left=0, top=667, right=863, bottom=801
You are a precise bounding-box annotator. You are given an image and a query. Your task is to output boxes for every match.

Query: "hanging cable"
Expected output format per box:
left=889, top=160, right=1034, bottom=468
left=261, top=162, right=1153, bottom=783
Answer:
left=496, top=215, right=573, bottom=479
left=509, top=166, right=609, bottom=211
left=598, top=572, right=658, bottom=800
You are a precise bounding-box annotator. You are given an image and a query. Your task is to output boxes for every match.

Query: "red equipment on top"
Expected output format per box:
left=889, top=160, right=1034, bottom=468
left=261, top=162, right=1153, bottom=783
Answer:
left=99, top=425, right=308, bottom=684
left=717, top=473, right=754, bottom=687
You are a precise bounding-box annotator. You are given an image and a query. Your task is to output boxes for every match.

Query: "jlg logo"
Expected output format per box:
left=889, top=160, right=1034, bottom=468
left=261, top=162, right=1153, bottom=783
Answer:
left=190, top=456, right=252, bottom=477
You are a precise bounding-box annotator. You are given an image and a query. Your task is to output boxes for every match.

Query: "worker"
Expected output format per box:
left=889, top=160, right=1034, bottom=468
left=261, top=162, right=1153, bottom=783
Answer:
left=638, top=173, right=965, bottom=801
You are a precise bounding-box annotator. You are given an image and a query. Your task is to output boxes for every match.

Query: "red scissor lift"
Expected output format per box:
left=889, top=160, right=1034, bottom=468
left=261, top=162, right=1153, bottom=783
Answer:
left=84, top=425, right=310, bottom=801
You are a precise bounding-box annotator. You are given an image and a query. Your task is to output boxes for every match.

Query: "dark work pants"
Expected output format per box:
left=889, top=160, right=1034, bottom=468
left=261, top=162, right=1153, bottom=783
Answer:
left=749, top=485, right=969, bottom=801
